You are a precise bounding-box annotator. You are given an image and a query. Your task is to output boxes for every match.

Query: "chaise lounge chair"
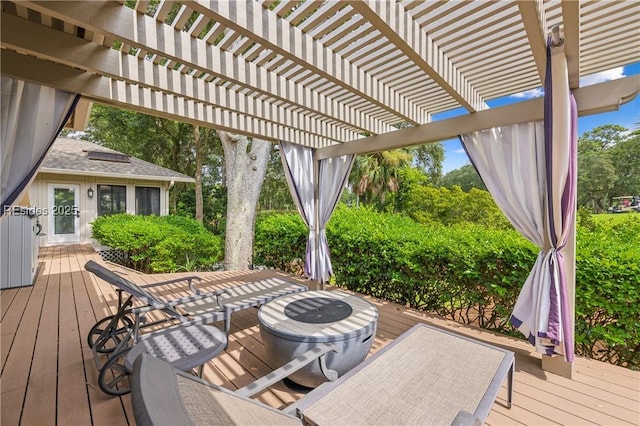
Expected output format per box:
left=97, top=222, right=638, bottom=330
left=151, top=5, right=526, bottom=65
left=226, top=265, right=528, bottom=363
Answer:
left=131, top=323, right=515, bottom=426
left=85, top=260, right=308, bottom=339
left=84, top=260, right=308, bottom=395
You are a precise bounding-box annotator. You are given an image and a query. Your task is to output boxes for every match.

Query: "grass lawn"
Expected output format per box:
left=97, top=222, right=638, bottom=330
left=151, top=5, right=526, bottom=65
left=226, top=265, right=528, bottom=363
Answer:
left=592, top=212, right=640, bottom=224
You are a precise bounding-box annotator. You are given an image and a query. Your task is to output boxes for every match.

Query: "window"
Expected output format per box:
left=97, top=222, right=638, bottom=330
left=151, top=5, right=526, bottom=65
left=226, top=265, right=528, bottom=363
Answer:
left=136, top=187, right=160, bottom=215
left=98, top=185, right=126, bottom=216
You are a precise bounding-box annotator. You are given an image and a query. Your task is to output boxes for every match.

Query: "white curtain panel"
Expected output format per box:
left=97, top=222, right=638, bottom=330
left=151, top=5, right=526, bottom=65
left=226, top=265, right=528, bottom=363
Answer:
left=316, top=154, right=354, bottom=280
left=460, top=123, right=555, bottom=350
left=279, top=141, right=353, bottom=282
left=1, top=77, right=79, bottom=214
left=460, top=42, right=576, bottom=361
left=279, top=141, right=314, bottom=228
left=460, top=122, right=546, bottom=245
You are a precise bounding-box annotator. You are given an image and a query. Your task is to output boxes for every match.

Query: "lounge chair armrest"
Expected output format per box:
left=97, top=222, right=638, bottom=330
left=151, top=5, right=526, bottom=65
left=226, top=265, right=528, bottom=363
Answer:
left=130, top=292, right=228, bottom=317
left=170, top=288, right=231, bottom=305
left=177, top=287, right=230, bottom=307
left=130, top=293, right=204, bottom=314
left=213, top=288, right=230, bottom=306
left=131, top=303, right=179, bottom=315
left=133, top=288, right=231, bottom=315
left=139, top=276, right=202, bottom=292
left=196, top=288, right=229, bottom=300
left=235, top=343, right=338, bottom=398
left=188, top=283, right=231, bottom=299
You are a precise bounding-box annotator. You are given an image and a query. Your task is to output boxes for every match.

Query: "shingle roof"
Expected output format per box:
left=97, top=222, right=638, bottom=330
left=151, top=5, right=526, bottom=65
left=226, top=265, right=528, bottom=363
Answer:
left=40, top=138, right=194, bottom=183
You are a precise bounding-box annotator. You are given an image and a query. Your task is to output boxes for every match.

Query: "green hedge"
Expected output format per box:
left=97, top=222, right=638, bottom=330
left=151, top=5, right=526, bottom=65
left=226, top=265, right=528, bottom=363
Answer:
left=574, top=215, right=640, bottom=369
left=403, top=185, right=512, bottom=229
left=92, top=214, right=223, bottom=273
left=254, top=211, right=308, bottom=274
left=254, top=207, right=639, bottom=370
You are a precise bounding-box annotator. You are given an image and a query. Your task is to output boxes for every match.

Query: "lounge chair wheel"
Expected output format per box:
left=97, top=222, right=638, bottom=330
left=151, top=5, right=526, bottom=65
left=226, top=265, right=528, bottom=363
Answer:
left=98, top=348, right=132, bottom=395
left=88, top=315, right=134, bottom=354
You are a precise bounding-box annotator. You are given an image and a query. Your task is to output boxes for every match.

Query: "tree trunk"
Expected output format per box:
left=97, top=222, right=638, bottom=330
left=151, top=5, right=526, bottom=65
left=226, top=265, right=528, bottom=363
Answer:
left=193, top=125, right=204, bottom=223
left=219, top=131, right=271, bottom=270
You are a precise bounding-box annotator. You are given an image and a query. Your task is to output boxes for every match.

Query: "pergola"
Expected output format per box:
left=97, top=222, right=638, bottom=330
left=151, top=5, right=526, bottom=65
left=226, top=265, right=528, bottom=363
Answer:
left=2, top=1, right=638, bottom=145
left=2, top=0, right=639, bottom=378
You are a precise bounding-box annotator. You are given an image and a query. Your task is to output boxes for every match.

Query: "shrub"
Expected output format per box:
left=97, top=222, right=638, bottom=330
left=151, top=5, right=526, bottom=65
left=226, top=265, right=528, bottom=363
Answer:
left=91, top=214, right=223, bottom=273
left=403, top=185, right=511, bottom=229
left=253, top=211, right=307, bottom=273
left=575, top=215, right=640, bottom=369
left=254, top=207, right=640, bottom=370
left=325, top=207, right=535, bottom=333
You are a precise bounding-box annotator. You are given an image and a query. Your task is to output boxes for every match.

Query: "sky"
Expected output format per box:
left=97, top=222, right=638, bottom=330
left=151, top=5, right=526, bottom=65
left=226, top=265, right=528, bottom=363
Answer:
left=439, top=62, right=640, bottom=174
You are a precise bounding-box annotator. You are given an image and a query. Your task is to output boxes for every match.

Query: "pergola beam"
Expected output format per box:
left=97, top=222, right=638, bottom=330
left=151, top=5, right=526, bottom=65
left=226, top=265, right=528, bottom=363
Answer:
left=22, top=0, right=394, bottom=136
left=317, top=75, right=640, bottom=159
left=191, top=0, right=429, bottom=125
left=1, top=49, right=338, bottom=148
left=349, top=0, right=487, bottom=113
left=517, top=0, right=547, bottom=83
left=561, top=0, right=581, bottom=89
left=0, top=12, right=358, bottom=143
left=66, top=98, right=94, bottom=131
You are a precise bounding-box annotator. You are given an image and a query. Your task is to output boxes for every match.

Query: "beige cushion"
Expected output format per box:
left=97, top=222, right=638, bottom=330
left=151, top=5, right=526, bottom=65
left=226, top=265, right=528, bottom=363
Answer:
left=177, top=375, right=301, bottom=426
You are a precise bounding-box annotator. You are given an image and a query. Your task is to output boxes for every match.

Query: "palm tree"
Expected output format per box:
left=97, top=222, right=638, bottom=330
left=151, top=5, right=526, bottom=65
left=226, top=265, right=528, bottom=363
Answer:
left=350, top=150, right=412, bottom=205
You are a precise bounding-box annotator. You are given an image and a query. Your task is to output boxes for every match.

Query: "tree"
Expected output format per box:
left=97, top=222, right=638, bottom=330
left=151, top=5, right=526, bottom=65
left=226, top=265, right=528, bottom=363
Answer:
left=85, top=104, right=193, bottom=170
left=259, top=147, right=294, bottom=211
left=609, top=128, right=640, bottom=197
left=85, top=105, right=275, bottom=270
left=577, top=124, right=632, bottom=211
left=403, top=184, right=510, bottom=228
left=579, top=124, right=627, bottom=152
left=578, top=150, right=617, bottom=212
left=406, top=143, right=445, bottom=182
left=390, top=122, right=445, bottom=182
left=83, top=104, right=223, bottom=218
left=385, top=166, right=430, bottom=213
left=175, top=183, right=227, bottom=234
left=219, top=131, right=271, bottom=270
left=350, top=150, right=412, bottom=206
left=439, top=164, right=486, bottom=191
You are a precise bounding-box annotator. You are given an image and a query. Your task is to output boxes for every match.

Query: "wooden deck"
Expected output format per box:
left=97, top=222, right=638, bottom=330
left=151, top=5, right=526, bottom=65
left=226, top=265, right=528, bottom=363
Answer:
left=2, top=244, right=638, bottom=425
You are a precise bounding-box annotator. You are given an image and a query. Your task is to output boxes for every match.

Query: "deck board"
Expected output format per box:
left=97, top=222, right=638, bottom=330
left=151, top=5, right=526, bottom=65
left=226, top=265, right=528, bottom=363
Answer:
left=1, top=244, right=638, bottom=425
left=57, top=246, right=93, bottom=425
left=1, top=286, right=31, bottom=368
left=2, top=246, right=54, bottom=425
left=21, top=245, right=60, bottom=425
left=517, top=370, right=639, bottom=424
left=1, top=285, right=18, bottom=321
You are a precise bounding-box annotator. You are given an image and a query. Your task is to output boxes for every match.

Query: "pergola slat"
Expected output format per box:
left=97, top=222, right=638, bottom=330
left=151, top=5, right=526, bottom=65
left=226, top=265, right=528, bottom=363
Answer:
left=1, top=13, right=360, bottom=143
left=1, top=0, right=637, bottom=157
left=20, top=0, right=393, bottom=136
left=517, top=0, right=547, bottom=83
left=191, top=0, right=430, bottom=125
left=1, top=49, right=341, bottom=148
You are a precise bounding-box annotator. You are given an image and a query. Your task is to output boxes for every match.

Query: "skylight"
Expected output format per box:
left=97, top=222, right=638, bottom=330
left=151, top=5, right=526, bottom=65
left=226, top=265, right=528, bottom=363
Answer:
left=87, top=151, right=131, bottom=163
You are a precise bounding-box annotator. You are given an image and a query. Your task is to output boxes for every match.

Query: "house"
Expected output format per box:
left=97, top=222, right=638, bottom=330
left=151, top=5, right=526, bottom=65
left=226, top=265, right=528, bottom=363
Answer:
left=28, top=137, right=194, bottom=247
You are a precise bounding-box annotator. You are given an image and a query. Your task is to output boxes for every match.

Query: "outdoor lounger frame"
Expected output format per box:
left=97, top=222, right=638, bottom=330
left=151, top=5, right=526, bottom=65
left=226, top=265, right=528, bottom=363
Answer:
left=131, top=323, right=515, bottom=426
left=84, top=260, right=308, bottom=395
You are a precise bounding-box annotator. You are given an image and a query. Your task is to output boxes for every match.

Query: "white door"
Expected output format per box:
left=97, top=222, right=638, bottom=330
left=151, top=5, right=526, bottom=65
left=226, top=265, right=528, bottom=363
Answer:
left=48, top=184, right=80, bottom=244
